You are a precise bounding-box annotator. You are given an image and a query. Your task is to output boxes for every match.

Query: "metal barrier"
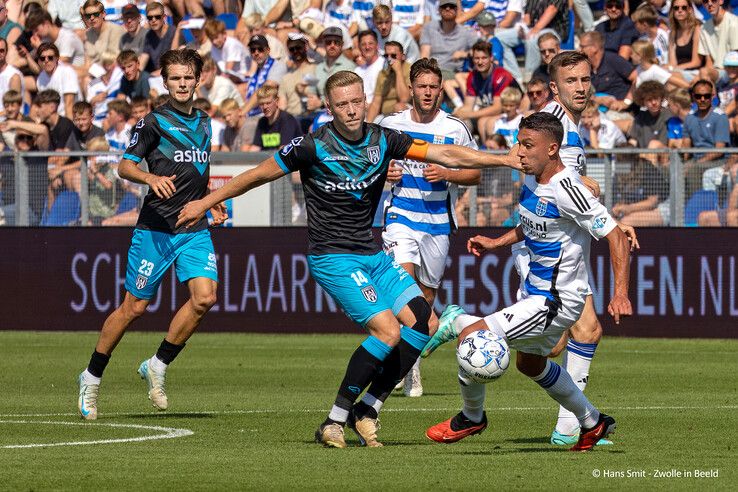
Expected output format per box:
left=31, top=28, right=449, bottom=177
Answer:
left=1, top=149, right=735, bottom=227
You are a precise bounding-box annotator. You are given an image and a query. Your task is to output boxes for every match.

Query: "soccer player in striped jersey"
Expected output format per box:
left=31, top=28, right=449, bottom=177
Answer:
left=426, top=112, right=632, bottom=451
left=372, top=58, right=481, bottom=397
left=423, top=51, right=639, bottom=446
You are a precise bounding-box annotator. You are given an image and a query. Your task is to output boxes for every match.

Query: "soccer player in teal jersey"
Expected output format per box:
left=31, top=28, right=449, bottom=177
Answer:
left=176, top=70, right=519, bottom=448
left=77, top=49, right=227, bottom=420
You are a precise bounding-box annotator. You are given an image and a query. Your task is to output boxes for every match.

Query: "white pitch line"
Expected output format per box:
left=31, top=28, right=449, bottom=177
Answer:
left=1, top=404, right=737, bottom=419
left=0, top=420, right=193, bottom=449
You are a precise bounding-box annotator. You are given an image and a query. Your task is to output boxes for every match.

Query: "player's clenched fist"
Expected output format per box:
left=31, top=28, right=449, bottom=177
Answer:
left=146, top=174, right=177, bottom=199
left=467, top=235, right=498, bottom=257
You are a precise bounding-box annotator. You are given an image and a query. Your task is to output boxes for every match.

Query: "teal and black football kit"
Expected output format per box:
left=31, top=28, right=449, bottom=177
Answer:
left=121, top=103, right=217, bottom=299
left=274, top=122, right=423, bottom=326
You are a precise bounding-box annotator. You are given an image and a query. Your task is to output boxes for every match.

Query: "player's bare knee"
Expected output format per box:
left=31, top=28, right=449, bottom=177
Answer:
left=570, top=317, right=602, bottom=343
left=457, top=320, right=489, bottom=346
left=191, top=291, right=217, bottom=314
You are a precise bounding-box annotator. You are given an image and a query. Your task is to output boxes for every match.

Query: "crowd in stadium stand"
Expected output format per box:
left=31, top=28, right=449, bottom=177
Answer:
left=0, top=0, right=737, bottom=227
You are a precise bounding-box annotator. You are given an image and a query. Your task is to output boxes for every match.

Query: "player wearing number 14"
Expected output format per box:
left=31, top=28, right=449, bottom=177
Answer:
left=76, top=49, right=228, bottom=420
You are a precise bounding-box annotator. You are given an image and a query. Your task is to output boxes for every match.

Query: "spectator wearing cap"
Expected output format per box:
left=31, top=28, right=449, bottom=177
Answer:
left=278, top=33, right=317, bottom=124
left=34, top=43, right=82, bottom=118
left=420, top=0, right=478, bottom=106
left=366, top=40, right=410, bottom=121
left=81, top=0, right=125, bottom=66
left=244, top=34, right=288, bottom=116
left=475, top=11, right=504, bottom=69
left=582, top=31, right=636, bottom=120
left=595, top=0, right=639, bottom=61
left=698, top=0, right=738, bottom=85
left=197, top=55, right=245, bottom=107
left=140, top=2, right=175, bottom=74
left=24, top=9, right=85, bottom=68
left=314, top=26, right=356, bottom=97
left=119, top=3, right=149, bottom=54
left=391, top=0, right=430, bottom=41
left=372, top=4, right=420, bottom=64
left=204, top=18, right=249, bottom=75
left=530, top=32, right=559, bottom=85
left=354, top=30, right=384, bottom=104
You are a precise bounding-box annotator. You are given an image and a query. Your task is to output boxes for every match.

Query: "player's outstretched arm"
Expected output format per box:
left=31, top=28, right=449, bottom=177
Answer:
left=176, top=157, right=286, bottom=228
left=604, top=226, right=633, bottom=324
left=467, top=226, right=523, bottom=256
left=407, top=141, right=521, bottom=170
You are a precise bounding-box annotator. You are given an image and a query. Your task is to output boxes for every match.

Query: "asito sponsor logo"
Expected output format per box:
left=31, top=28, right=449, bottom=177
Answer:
left=174, top=146, right=210, bottom=163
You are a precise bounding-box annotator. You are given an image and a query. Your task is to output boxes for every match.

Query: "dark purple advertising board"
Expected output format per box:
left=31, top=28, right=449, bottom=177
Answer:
left=1, top=228, right=735, bottom=338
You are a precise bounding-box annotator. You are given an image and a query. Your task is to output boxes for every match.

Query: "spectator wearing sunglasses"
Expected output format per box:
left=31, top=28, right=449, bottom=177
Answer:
left=595, top=0, right=639, bottom=61
left=278, top=33, right=317, bottom=121
left=35, top=43, right=82, bottom=118
left=24, top=9, right=85, bottom=68
left=244, top=34, right=287, bottom=117
left=81, top=0, right=125, bottom=66
left=140, top=2, right=175, bottom=74
left=119, top=3, right=149, bottom=54
left=315, top=27, right=356, bottom=98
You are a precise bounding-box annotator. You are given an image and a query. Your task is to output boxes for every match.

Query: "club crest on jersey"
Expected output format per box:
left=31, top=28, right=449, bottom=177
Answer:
left=535, top=198, right=549, bottom=217
left=361, top=286, right=378, bottom=303
left=135, top=118, right=145, bottom=129
left=367, top=145, right=380, bottom=164
left=135, top=274, right=148, bottom=290
left=202, top=121, right=211, bottom=137
left=130, top=132, right=139, bottom=146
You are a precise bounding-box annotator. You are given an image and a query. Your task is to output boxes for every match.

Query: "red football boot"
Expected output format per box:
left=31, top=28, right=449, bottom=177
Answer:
left=571, top=414, right=616, bottom=452
left=426, top=412, right=487, bottom=443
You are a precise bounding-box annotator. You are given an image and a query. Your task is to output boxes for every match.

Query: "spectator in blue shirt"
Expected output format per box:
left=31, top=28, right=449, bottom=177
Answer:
left=683, top=79, right=731, bottom=197
left=595, top=0, right=640, bottom=61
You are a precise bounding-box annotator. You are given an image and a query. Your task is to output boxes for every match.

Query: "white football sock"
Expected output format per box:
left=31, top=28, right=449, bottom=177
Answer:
left=328, top=405, right=349, bottom=423
left=556, top=340, right=597, bottom=434
left=459, top=368, right=486, bottom=423
left=149, top=355, right=168, bottom=372
left=453, top=314, right=483, bottom=334
left=81, top=369, right=101, bottom=385
left=534, top=359, right=599, bottom=430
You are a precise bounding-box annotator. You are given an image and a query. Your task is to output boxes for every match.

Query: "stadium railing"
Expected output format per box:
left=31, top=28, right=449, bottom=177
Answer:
left=1, top=149, right=735, bottom=227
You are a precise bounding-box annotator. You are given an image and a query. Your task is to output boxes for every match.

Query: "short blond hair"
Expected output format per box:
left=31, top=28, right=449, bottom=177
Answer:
left=668, top=88, right=692, bottom=110
left=87, top=137, right=110, bottom=152
left=219, top=98, right=240, bottom=112
left=581, top=100, right=599, bottom=116
left=500, top=87, right=522, bottom=105
left=631, top=40, right=658, bottom=64
left=256, top=85, right=278, bottom=100
left=325, top=71, right=363, bottom=100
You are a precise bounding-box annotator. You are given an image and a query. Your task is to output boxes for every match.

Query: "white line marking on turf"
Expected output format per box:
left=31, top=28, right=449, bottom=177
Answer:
left=1, top=404, right=737, bottom=419
left=0, top=420, right=193, bottom=449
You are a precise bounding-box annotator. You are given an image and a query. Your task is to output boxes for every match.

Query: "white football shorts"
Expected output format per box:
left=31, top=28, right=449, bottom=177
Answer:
left=381, top=222, right=449, bottom=289
left=483, top=294, right=585, bottom=356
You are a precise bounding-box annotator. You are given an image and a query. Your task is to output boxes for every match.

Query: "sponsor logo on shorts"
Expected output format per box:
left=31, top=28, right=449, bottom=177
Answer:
left=503, top=312, right=514, bottom=322
left=135, top=274, right=148, bottom=290
left=361, top=286, right=378, bottom=303
left=593, top=216, right=608, bottom=230
left=367, top=145, right=380, bottom=164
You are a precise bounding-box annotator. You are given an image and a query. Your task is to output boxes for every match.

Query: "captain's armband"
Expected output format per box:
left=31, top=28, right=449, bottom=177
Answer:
left=405, top=139, right=429, bottom=161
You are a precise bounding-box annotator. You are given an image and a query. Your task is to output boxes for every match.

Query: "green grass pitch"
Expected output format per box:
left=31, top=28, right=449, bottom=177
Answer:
left=0, top=331, right=736, bottom=491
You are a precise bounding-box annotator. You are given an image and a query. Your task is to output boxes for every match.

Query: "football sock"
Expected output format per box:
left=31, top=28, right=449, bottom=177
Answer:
left=86, top=351, right=110, bottom=378
left=555, top=340, right=597, bottom=435
left=155, top=338, right=185, bottom=365
left=458, top=368, right=486, bottom=423
left=357, top=326, right=430, bottom=419
left=533, top=359, right=600, bottom=430
left=454, top=314, right=483, bottom=333
left=325, top=336, right=392, bottom=426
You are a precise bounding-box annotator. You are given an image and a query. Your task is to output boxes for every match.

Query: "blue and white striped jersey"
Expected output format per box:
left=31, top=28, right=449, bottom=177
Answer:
left=378, top=109, right=477, bottom=235
left=518, top=168, right=616, bottom=306
left=541, top=100, right=586, bottom=175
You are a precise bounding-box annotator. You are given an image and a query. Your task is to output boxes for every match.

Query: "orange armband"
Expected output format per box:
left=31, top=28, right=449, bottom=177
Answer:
left=405, top=139, right=429, bottom=161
